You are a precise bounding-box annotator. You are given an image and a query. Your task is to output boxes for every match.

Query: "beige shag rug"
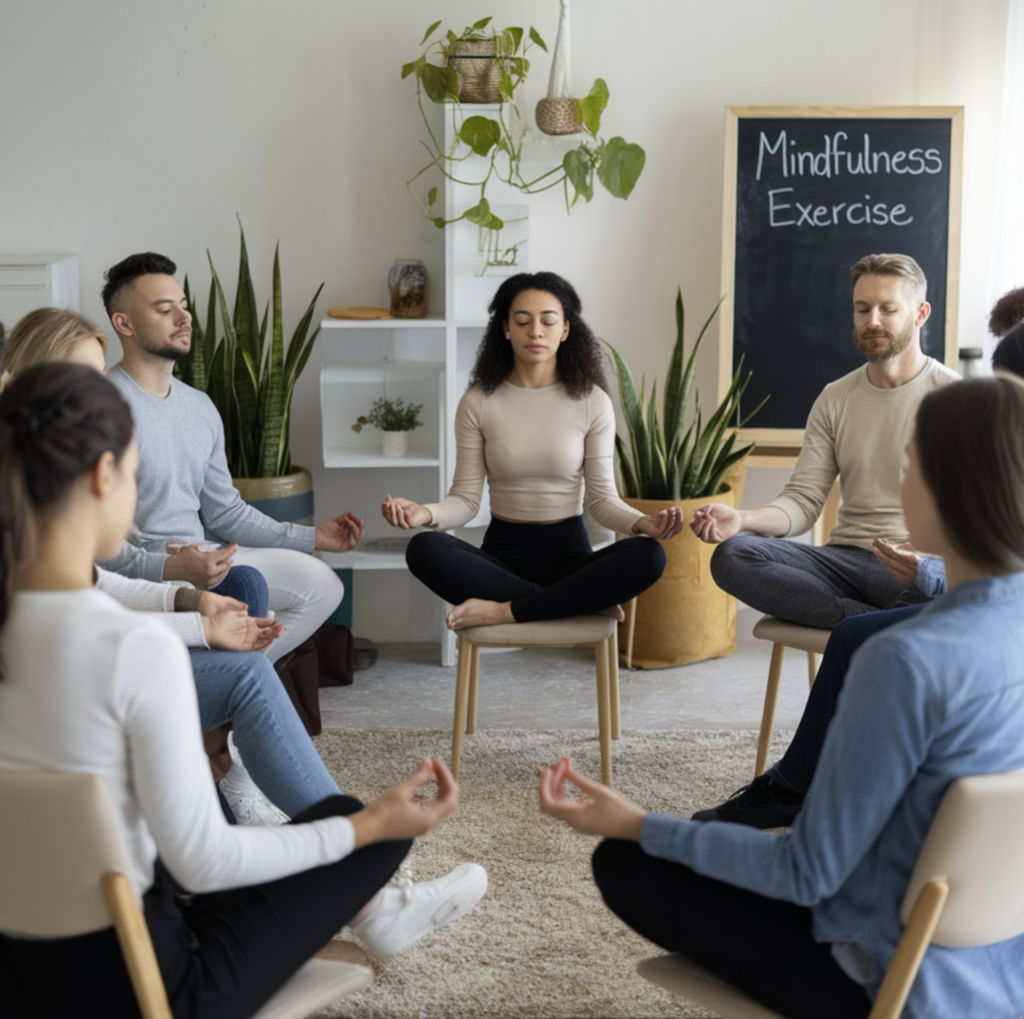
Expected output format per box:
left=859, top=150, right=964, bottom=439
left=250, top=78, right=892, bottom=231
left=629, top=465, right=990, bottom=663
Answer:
left=309, top=728, right=793, bottom=1019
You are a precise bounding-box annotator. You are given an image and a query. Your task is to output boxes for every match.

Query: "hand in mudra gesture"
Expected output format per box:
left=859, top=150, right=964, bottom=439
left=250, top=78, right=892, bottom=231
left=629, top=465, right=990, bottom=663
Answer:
left=631, top=506, right=685, bottom=540
left=381, top=495, right=432, bottom=530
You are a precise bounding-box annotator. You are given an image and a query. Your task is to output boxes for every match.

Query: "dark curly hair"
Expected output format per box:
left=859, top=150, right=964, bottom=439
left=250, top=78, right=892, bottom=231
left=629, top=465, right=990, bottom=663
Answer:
left=989, top=287, right=1024, bottom=338
left=468, top=272, right=607, bottom=399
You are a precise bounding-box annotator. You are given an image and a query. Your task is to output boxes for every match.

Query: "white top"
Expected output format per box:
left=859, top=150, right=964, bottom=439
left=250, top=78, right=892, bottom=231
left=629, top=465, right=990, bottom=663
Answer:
left=94, top=567, right=207, bottom=647
left=0, top=590, right=355, bottom=902
left=767, top=359, right=959, bottom=548
left=423, top=382, right=644, bottom=534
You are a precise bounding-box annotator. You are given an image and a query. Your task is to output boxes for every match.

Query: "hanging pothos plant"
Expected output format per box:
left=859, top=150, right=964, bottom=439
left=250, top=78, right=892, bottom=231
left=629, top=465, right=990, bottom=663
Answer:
left=401, top=17, right=646, bottom=236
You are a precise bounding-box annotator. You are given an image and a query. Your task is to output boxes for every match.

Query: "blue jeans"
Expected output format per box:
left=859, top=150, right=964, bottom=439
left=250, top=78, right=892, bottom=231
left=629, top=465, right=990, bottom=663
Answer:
left=770, top=604, right=926, bottom=794
left=210, top=565, right=269, bottom=617
left=189, top=649, right=339, bottom=816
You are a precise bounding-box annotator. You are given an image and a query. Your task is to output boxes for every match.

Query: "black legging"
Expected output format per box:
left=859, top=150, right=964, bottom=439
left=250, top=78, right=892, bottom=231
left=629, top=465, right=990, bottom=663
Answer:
left=406, top=516, right=666, bottom=622
left=591, top=839, right=872, bottom=1019
left=0, top=795, right=411, bottom=1019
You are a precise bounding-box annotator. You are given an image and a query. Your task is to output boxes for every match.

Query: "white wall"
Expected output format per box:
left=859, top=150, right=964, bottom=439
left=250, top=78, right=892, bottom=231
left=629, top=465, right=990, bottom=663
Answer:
left=0, top=0, right=1009, bottom=640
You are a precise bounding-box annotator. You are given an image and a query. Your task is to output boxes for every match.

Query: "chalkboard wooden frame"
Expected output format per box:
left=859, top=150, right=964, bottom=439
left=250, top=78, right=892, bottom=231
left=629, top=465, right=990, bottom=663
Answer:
left=720, top=105, right=963, bottom=446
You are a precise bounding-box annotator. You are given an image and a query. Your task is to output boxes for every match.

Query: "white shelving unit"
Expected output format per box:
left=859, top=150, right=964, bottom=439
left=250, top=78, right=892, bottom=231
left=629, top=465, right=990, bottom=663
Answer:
left=319, top=106, right=528, bottom=664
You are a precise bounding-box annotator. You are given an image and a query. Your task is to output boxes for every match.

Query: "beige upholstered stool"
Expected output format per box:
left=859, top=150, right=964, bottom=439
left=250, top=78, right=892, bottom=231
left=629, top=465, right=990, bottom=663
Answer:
left=636, top=769, right=1024, bottom=1019
left=750, top=615, right=832, bottom=777
left=451, top=615, right=621, bottom=785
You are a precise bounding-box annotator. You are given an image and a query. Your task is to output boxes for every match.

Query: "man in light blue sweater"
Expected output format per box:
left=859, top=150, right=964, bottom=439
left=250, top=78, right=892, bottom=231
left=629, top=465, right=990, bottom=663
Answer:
left=98, top=252, right=364, bottom=661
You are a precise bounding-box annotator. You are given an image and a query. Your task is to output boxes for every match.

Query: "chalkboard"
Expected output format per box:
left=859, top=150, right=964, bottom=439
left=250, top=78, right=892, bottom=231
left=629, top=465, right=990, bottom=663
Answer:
left=720, top=106, right=963, bottom=443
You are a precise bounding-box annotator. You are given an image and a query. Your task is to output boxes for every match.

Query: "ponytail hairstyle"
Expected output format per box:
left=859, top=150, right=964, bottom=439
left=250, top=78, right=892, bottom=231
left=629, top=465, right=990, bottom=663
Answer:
left=914, top=376, right=1024, bottom=573
left=0, top=363, right=134, bottom=660
left=468, top=271, right=607, bottom=398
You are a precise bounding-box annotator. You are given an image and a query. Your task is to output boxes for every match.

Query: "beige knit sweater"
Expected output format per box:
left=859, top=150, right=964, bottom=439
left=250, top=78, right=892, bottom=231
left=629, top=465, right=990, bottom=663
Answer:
left=768, top=359, right=959, bottom=548
left=423, top=382, right=644, bottom=535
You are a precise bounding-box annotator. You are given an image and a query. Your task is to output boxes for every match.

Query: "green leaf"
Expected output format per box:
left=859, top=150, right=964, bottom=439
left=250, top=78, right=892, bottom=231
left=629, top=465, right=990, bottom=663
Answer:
left=577, top=78, right=609, bottom=136
left=596, top=136, right=646, bottom=199
left=432, top=216, right=447, bottom=228
left=420, top=19, right=441, bottom=46
left=528, top=26, right=547, bottom=52
left=497, top=69, right=514, bottom=101
left=426, top=186, right=438, bottom=207
left=471, top=17, right=492, bottom=31
left=463, top=198, right=492, bottom=226
left=563, top=149, right=594, bottom=203
left=503, top=27, right=523, bottom=54
left=401, top=56, right=424, bottom=80
left=459, top=115, right=501, bottom=157
left=420, top=63, right=459, bottom=102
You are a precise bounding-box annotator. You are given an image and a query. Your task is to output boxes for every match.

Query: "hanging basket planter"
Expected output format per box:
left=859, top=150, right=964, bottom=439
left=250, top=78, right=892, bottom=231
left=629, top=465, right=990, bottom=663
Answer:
left=447, top=39, right=504, bottom=103
left=536, top=97, right=582, bottom=135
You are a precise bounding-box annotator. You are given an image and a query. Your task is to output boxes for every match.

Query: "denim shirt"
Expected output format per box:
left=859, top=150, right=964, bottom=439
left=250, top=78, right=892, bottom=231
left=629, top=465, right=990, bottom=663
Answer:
left=642, top=572, right=1024, bottom=1018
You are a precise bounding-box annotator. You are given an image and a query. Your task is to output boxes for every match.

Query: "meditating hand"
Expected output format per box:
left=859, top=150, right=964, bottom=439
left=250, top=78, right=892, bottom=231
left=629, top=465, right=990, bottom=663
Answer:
left=538, top=757, right=646, bottom=840
left=315, top=510, right=365, bottom=553
left=352, top=757, right=460, bottom=846
left=381, top=495, right=432, bottom=530
left=200, top=597, right=284, bottom=652
left=871, top=537, right=921, bottom=586
left=632, top=506, right=685, bottom=540
left=163, top=541, right=238, bottom=588
left=689, top=503, right=742, bottom=544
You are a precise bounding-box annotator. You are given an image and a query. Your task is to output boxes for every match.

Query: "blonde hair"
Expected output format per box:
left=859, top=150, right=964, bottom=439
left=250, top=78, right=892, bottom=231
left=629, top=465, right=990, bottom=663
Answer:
left=850, top=253, right=927, bottom=304
left=2, top=308, right=109, bottom=379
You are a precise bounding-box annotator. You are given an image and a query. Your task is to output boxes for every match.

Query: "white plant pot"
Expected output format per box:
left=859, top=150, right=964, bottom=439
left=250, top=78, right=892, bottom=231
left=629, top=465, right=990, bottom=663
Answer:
left=382, top=430, right=410, bottom=457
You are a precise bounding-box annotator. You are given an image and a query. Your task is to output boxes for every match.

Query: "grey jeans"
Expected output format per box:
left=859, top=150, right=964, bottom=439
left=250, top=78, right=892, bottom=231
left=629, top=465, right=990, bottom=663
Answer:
left=710, top=534, right=928, bottom=628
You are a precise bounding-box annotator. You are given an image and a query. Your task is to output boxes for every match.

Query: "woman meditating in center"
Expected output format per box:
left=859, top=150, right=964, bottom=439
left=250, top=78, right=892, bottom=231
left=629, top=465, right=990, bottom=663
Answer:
left=382, top=272, right=682, bottom=630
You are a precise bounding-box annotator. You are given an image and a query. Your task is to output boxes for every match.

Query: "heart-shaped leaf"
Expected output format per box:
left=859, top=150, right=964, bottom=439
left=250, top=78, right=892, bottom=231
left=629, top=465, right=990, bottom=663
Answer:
left=563, top=149, right=594, bottom=203
left=459, top=116, right=501, bottom=157
left=597, top=137, right=646, bottom=199
left=577, top=78, right=609, bottom=136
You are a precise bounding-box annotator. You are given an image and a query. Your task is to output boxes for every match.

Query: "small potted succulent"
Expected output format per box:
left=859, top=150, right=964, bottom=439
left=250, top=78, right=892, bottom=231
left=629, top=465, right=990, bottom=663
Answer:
left=352, top=397, right=424, bottom=458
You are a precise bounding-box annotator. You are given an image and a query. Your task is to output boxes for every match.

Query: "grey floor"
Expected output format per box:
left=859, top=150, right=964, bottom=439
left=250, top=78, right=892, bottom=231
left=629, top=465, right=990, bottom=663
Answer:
left=321, top=607, right=813, bottom=731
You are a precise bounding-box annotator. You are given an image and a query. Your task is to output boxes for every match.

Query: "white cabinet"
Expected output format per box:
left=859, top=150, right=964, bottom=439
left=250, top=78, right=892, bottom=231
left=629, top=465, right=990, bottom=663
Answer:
left=0, top=254, right=80, bottom=331
left=319, top=106, right=530, bottom=662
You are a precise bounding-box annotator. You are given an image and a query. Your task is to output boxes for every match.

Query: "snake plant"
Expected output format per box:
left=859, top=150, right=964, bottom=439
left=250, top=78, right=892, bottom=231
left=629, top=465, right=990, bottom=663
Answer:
left=174, top=220, right=323, bottom=478
left=605, top=290, right=767, bottom=501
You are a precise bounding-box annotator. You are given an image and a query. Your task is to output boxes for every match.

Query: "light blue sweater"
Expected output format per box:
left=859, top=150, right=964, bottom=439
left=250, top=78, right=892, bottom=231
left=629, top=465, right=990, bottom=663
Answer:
left=99, top=366, right=314, bottom=581
left=641, top=572, right=1024, bottom=1018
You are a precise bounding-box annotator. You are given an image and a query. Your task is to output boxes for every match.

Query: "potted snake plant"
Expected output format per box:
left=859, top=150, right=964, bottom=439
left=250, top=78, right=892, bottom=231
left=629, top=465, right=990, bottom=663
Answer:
left=604, top=289, right=767, bottom=668
left=174, top=219, right=323, bottom=523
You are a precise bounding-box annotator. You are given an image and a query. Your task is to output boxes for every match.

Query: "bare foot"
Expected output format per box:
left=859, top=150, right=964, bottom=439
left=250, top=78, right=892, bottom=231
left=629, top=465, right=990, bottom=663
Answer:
left=597, top=604, right=626, bottom=623
left=446, top=599, right=515, bottom=630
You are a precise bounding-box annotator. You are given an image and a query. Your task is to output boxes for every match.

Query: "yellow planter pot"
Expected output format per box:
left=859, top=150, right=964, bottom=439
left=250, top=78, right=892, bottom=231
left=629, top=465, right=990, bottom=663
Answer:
left=624, top=489, right=737, bottom=669
left=231, top=466, right=314, bottom=525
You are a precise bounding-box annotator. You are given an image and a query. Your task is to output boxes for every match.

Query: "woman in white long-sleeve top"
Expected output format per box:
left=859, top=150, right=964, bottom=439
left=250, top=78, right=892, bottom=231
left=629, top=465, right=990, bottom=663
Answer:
left=0, top=363, right=486, bottom=1018
left=539, top=375, right=1024, bottom=1019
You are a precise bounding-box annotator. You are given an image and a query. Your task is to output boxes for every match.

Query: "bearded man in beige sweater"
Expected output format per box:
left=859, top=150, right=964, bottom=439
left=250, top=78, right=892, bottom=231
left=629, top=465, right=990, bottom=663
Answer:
left=690, top=253, right=959, bottom=629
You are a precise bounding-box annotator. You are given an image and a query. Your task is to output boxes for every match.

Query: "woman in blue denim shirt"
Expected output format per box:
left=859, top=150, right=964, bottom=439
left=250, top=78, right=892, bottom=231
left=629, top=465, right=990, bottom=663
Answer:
left=539, top=375, right=1024, bottom=1019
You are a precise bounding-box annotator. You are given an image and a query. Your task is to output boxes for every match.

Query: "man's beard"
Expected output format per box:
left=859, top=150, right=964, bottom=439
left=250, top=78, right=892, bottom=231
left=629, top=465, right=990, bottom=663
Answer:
left=153, top=343, right=190, bottom=361
left=853, top=321, right=914, bottom=362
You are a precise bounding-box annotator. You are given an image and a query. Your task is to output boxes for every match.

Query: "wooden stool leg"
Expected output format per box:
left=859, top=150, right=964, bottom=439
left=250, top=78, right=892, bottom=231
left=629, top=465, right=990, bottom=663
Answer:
left=595, top=643, right=612, bottom=785
left=466, top=643, right=481, bottom=733
left=451, top=637, right=472, bottom=780
left=807, top=651, right=819, bottom=688
left=608, top=630, right=621, bottom=740
left=755, top=642, right=785, bottom=777
left=622, top=597, right=637, bottom=670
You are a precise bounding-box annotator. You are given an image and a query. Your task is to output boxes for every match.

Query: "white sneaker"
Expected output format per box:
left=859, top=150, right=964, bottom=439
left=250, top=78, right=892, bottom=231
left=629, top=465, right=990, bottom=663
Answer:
left=350, top=863, right=487, bottom=959
left=219, top=736, right=289, bottom=826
